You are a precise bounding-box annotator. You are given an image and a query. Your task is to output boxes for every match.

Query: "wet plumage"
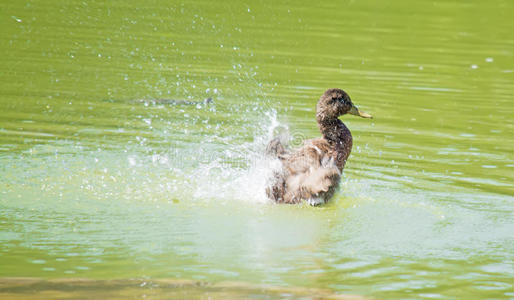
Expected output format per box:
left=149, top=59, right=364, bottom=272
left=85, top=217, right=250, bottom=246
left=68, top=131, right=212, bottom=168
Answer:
left=266, top=88, right=372, bottom=205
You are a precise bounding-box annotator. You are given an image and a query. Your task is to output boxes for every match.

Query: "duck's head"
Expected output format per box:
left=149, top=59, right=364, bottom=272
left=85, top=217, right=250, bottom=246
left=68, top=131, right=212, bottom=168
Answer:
left=316, top=88, right=372, bottom=121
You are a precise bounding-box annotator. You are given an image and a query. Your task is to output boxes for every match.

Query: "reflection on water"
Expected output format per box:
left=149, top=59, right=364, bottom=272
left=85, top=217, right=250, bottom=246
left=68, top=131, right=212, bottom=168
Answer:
left=1, top=0, right=513, bottom=298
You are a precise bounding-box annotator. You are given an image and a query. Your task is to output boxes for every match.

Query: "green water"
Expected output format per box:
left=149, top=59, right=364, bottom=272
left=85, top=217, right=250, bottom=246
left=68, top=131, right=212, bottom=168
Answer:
left=1, top=0, right=513, bottom=298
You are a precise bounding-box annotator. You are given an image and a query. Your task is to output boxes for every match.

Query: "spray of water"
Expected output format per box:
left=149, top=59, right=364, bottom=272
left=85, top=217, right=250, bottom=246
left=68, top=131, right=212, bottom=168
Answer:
left=188, top=109, right=290, bottom=204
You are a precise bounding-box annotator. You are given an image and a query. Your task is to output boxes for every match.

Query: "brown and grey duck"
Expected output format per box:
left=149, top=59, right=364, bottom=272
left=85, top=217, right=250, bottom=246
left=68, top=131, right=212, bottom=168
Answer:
left=266, top=88, right=372, bottom=206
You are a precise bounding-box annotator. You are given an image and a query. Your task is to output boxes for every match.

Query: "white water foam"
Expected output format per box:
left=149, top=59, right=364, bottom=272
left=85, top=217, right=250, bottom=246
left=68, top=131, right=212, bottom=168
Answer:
left=189, top=109, right=290, bottom=204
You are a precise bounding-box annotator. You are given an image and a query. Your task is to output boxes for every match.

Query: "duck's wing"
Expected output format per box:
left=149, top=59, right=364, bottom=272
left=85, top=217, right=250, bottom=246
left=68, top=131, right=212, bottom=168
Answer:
left=283, top=140, right=341, bottom=202
left=285, top=139, right=330, bottom=173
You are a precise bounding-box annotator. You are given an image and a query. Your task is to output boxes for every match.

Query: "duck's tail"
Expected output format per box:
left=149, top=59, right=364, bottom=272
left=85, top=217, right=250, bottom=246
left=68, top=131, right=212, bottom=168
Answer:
left=265, top=137, right=288, bottom=158
left=265, top=137, right=289, bottom=202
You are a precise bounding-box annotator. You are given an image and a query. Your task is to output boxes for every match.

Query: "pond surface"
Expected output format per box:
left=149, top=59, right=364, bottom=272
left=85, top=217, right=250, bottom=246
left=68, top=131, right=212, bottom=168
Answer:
left=1, top=0, right=513, bottom=298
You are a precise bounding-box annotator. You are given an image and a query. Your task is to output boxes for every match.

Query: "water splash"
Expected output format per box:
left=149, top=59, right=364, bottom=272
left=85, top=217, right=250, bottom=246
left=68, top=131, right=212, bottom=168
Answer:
left=189, top=109, right=288, bottom=204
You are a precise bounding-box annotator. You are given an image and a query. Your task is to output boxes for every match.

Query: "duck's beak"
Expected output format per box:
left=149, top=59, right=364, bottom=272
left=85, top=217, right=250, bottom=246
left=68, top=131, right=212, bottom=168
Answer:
left=348, top=105, right=373, bottom=119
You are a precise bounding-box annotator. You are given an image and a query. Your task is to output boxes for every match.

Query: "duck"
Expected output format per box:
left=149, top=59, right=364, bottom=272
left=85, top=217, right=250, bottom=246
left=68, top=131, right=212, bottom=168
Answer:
left=265, top=88, right=372, bottom=205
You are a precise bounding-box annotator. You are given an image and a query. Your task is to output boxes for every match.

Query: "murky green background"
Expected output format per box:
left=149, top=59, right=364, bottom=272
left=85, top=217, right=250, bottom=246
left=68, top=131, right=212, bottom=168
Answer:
left=1, top=0, right=513, bottom=298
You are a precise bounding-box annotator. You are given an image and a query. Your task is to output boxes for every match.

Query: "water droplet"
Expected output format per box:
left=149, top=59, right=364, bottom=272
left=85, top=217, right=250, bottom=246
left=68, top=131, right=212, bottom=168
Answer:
left=31, top=259, right=46, bottom=264
left=481, top=165, right=497, bottom=169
